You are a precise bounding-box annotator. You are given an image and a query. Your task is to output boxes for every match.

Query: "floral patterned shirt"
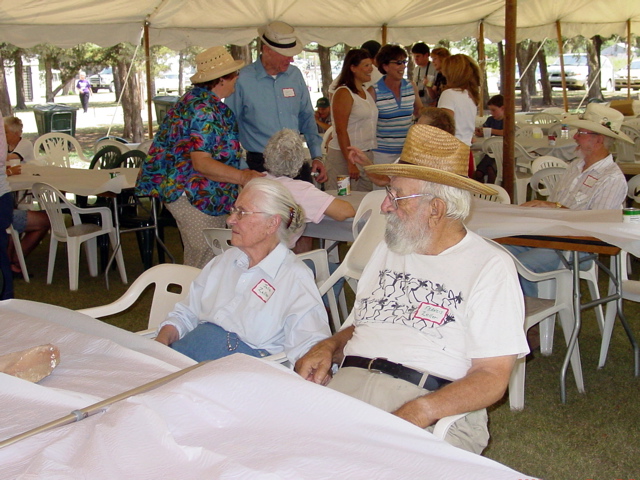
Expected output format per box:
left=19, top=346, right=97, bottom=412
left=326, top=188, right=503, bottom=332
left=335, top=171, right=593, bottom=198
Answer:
left=135, top=86, right=241, bottom=216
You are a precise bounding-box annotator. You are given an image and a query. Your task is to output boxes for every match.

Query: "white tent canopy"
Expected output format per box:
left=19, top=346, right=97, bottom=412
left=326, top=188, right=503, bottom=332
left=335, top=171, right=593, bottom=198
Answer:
left=2, top=0, right=640, bottom=49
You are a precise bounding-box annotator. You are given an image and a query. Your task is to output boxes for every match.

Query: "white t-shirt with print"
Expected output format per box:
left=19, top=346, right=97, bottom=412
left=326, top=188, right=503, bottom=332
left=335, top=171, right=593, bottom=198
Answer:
left=344, top=230, right=528, bottom=380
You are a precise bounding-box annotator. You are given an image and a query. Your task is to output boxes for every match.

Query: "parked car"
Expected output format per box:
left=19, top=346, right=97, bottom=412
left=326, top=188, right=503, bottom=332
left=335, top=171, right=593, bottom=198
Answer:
left=89, top=67, right=114, bottom=93
left=155, top=72, right=185, bottom=95
left=614, top=58, right=640, bottom=90
left=547, top=54, right=615, bottom=91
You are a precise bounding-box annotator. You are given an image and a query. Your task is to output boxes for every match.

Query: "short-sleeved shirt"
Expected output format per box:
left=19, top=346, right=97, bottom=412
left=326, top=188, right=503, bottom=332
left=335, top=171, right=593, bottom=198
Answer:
left=135, top=86, right=241, bottom=216
left=373, top=77, right=416, bottom=155
left=483, top=116, right=503, bottom=131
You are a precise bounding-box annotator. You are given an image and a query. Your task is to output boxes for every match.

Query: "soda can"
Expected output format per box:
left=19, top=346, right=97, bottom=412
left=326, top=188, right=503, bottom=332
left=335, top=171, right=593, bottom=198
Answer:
left=337, top=175, right=350, bottom=196
left=622, top=208, right=640, bottom=223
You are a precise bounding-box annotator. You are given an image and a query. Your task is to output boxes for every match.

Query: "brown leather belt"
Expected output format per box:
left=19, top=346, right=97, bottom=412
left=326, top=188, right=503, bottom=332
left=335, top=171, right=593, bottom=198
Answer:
left=341, top=355, right=452, bottom=391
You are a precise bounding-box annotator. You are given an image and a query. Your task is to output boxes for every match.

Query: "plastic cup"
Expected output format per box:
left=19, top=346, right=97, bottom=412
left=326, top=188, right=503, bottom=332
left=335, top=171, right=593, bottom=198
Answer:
left=483, top=127, right=492, bottom=139
left=8, top=159, right=20, bottom=168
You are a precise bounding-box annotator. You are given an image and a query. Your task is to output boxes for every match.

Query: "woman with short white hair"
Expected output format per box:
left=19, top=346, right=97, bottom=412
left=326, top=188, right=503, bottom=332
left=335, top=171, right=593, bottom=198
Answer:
left=155, top=177, right=331, bottom=364
left=263, top=129, right=355, bottom=247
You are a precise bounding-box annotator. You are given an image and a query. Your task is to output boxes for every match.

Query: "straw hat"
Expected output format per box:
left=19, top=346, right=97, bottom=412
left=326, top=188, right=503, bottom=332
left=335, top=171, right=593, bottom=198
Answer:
left=365, top=125, right=497, bottom=195
left=258, top=21, right=303, bottom=56
left=567, top=103, right=633, bottom=144
left=190, top=46, right=245, bottom=84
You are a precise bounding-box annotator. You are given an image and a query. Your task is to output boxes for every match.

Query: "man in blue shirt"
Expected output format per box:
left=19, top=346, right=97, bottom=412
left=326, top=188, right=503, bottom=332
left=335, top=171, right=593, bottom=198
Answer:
left=226, top=21, right=327, bottom=183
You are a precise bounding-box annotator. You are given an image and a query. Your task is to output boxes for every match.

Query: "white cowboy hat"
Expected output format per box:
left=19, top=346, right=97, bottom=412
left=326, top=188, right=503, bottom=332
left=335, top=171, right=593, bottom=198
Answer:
left=567, top=103, right=634, bottom=144
left=258, top=21, right=303, bottom=57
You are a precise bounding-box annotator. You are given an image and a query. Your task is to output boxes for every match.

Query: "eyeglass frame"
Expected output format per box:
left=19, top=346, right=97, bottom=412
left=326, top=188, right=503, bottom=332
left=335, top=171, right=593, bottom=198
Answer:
left=385, top=185, right=433, bottom=209
left=228, top=205, right=268, bottom=219
left=387, top=59, right=408, bottom=66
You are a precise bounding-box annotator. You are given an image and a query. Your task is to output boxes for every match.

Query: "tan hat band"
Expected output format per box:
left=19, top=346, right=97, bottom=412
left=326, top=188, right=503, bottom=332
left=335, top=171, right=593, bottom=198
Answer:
left=262, top=34, right=297, bottom=49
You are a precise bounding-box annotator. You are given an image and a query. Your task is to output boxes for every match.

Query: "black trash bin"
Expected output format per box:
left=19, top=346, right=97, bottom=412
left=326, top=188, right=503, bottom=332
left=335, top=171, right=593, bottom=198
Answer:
left=152, top=96, right=179, bottom=125
left=33, top=104, right=78, bottom=137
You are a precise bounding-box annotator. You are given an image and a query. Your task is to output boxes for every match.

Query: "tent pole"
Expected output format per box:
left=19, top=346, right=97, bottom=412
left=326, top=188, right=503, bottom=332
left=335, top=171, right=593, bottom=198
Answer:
left=382, top=24, right=387, bottom=45
left=478, top=21, right=485, bottom=114
left=144, top=21, right=154, bottom=139
left=627, top=19, right=632, bottom=100
left=556, top=20, right=568, bottom=112
left=503, top=0, right=517, bottom=202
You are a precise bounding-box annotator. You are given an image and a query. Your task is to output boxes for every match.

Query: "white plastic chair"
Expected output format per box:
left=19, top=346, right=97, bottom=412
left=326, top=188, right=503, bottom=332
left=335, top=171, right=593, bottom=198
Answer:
left=32, top=182, right=127, bottom=291
left=202, top=227, right=233, bottom=256
left=547, top=123, right=577, bottom=138
left=485, top=239, right=584, bottom=410
left=616, top=124, right=640, bottom=163
left=529, top=167, right=567, bottom=199
left=351, top=190, right=386, bottom=240
left=627, top=174, right=640, bottom=203
left=514, top=125, right=537, bottom=138
left=532, top=113, right=560, bottom=125
left=77, top=263, right=202, bottom=337
left=7, top=225, right=29, bottom=282
left=472, top=184, right=511, bottom=204
left=33, top=133, right=90, bottom=168
left=93, top=138, right=129, bottom=155
left=137, top=139, right=154, bottom=154
left=530, top=156, right=568, bottom=174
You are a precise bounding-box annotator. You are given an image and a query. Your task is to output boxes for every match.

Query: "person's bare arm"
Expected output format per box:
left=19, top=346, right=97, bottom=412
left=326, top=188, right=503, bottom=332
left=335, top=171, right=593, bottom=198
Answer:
left=347, top=146, right=389, bottom=187
left=155, top=324, right=180, bottom=346
left=191, top=151, right=264, bottom=186
left=392, top=355, right=516, bottom=427
left=323, top=198, right=355, bottom=221
left=332, top=88, right=360, bottom=180
left=295, top=326, right=355, bottom=385
left=411, top=82, right=422, bottom=117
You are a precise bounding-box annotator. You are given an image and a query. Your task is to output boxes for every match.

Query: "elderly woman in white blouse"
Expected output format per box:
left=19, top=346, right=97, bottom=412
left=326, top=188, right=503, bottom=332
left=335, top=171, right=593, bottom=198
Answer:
left=155, top=178, right=331, bottom=363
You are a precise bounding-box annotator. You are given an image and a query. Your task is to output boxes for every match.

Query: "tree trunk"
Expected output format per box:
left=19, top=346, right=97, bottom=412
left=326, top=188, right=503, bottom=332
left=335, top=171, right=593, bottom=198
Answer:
left=318, top=45, right=332, bottom=98
left=13, top=50, right=27, bottom=110
left=0, top=52, right=12, bottom=116
left=44, top=58, right=54, bottom=103
left=117, top=58, right=144, bottom=142
left=537, top=49, right=553, bottom=105
left=516, top=41, right=536, bottom=112
left=497, top=41, right=505, bottom=97
left=178, top=51, right=184, bottom=96
left=587, top=36, right=604, bottom=100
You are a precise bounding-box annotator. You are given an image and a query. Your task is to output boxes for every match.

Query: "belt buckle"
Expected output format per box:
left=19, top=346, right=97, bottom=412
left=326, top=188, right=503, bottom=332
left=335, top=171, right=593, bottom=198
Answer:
left=367, top=357, right=387, bottom=374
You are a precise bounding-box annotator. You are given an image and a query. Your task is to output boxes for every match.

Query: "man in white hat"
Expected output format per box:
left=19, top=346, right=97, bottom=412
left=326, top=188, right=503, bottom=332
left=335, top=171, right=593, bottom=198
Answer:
left=295, top=124, right=529, bottom=454
left=226, top=21, right=327, bottom=183
left=508, top=103, right=632, bottom=296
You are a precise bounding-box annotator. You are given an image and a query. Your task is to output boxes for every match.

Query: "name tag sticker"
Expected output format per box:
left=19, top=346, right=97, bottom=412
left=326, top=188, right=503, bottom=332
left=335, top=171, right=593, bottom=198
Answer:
left=282, top=88, right=296, bottom=98
left=414, top=302, right=449, bottom=325
left=252, top=279, right=276, bottom=303
left=583, top=175, right=597, bottom=188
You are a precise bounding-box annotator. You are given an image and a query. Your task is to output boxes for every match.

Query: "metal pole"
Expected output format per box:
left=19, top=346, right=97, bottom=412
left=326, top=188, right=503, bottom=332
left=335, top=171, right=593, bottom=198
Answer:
left=144, top=22, right=154, bottom=139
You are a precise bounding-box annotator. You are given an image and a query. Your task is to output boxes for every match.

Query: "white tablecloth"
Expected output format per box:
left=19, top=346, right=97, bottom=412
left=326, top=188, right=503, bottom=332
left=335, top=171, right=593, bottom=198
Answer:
left=0, top=309, right=529, bottom=480
left=8, top=164, right=139, bottom=196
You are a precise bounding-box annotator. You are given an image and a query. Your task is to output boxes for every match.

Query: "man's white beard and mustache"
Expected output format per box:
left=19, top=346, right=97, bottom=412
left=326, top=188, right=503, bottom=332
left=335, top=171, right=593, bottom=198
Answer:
left=384, top=210, right=433, bottom=255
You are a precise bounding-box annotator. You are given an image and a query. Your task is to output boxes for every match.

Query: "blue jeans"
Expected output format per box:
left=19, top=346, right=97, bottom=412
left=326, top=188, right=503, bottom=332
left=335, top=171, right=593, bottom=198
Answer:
left=170, top=322, right=270, bottom=362
left=0, top=192, right=14, bottom=300
left=505, top=245, right=592, bottom=297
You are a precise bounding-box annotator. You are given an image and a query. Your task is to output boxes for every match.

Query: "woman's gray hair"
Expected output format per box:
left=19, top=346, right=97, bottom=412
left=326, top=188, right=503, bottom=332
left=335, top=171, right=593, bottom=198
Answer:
left=419, top=181, right=471, bottom=221
left=263, top=129, right=306, bottom=178
left=244, top=177, right=306, bottom=244
left=3, top=116, right=23, bottom=134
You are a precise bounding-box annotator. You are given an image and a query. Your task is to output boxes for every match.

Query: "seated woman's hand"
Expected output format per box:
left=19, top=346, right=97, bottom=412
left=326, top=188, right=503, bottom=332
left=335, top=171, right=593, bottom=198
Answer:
left=5, top=165, right=21, bottom=176
left=155, top=325, right=180, bottom=346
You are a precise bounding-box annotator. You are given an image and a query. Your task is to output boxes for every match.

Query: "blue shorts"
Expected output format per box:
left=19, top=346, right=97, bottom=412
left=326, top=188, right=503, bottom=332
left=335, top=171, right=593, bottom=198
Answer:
left=11, top=209, right=27, bottom=234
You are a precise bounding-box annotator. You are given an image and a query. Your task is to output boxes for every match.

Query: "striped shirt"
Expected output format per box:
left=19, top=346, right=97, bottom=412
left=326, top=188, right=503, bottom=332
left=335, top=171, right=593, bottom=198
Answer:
left=373, top=77, right=415, bottom=155
left=550, top=154, right=626, bottom=210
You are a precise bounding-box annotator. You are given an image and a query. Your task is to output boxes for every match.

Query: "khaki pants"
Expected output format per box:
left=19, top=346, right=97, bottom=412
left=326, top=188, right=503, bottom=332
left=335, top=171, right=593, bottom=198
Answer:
left=328, top=367, right=490, bottom=454
left=324, top=148, right=373, bottom=192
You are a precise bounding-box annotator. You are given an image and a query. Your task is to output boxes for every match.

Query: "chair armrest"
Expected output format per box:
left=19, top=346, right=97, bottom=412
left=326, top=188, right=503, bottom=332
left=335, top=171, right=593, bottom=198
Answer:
left=136, top=328, right=157, bottom=339
left=432, top=413, right=469, bottom=440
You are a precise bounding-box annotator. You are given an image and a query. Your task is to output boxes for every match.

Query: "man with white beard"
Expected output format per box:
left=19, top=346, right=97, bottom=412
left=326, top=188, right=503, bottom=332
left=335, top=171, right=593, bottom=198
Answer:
left=295, top=124, right=528, bottom=454
left=507, top=103, right=631, bottom=297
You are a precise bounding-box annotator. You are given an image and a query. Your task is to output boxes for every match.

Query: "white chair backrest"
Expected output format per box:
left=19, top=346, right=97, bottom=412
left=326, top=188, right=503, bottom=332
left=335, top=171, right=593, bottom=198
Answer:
left=531, top=156, right=568, bottom=174
left=33, top=133, right=88, bottom=168
left=627, top=174, right=640, bottom=202
left=352, top=190, right=387, bottom=240
left=31, top=182, right=73, bottom=241
left=145, top=264, right=201, bottom=329
left=482, top=136, right=504, bottom=184
left=203, top=227, right=233, bottom=256
left=532, top=113, right=560, bottom=125
left=514, top=126, right=536, bottom=138
left=547, top=123, right=576, bottom=137
left=616, top=124, right=640, bottom=163
left=529, top=167, right=567, bottom=199
left=94, top=138, right=128, bottom=155
left=472, top=184, right=511, bottom=204
left=321, top=126, right=334, bottom=154
left=137, top=139, right=154, bottom=154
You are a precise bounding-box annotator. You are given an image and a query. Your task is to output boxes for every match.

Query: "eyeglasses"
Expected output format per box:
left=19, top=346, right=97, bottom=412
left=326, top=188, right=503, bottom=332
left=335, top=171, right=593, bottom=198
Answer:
left=576, top=131, right=598, bottom=136
left=229, top=205, right=268, bottom=219
left=385, top=185, right=433, bottom=209
left=388, top=60, right=408, bottom=66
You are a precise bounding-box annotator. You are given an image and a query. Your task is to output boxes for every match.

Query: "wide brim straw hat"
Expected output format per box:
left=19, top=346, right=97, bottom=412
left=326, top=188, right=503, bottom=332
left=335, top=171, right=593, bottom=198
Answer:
left=258, top=21, right=303, bottom=56
left=567, top=103, right=633, bottom=144
left=365, top=124, right=497, bottom=196
left=190, top=46, right=245, bottom=84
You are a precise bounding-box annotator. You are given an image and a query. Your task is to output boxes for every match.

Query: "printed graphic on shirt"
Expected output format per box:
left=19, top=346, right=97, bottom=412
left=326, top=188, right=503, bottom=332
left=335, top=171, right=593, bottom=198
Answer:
left=355, top=268, right=460, bottom=333
left=252, top=279, right=276, bottom=303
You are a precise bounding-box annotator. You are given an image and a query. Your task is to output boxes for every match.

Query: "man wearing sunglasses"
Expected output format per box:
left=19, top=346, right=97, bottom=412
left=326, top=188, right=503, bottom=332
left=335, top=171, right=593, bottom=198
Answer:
left=296, top=125, right=528, bottom=454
